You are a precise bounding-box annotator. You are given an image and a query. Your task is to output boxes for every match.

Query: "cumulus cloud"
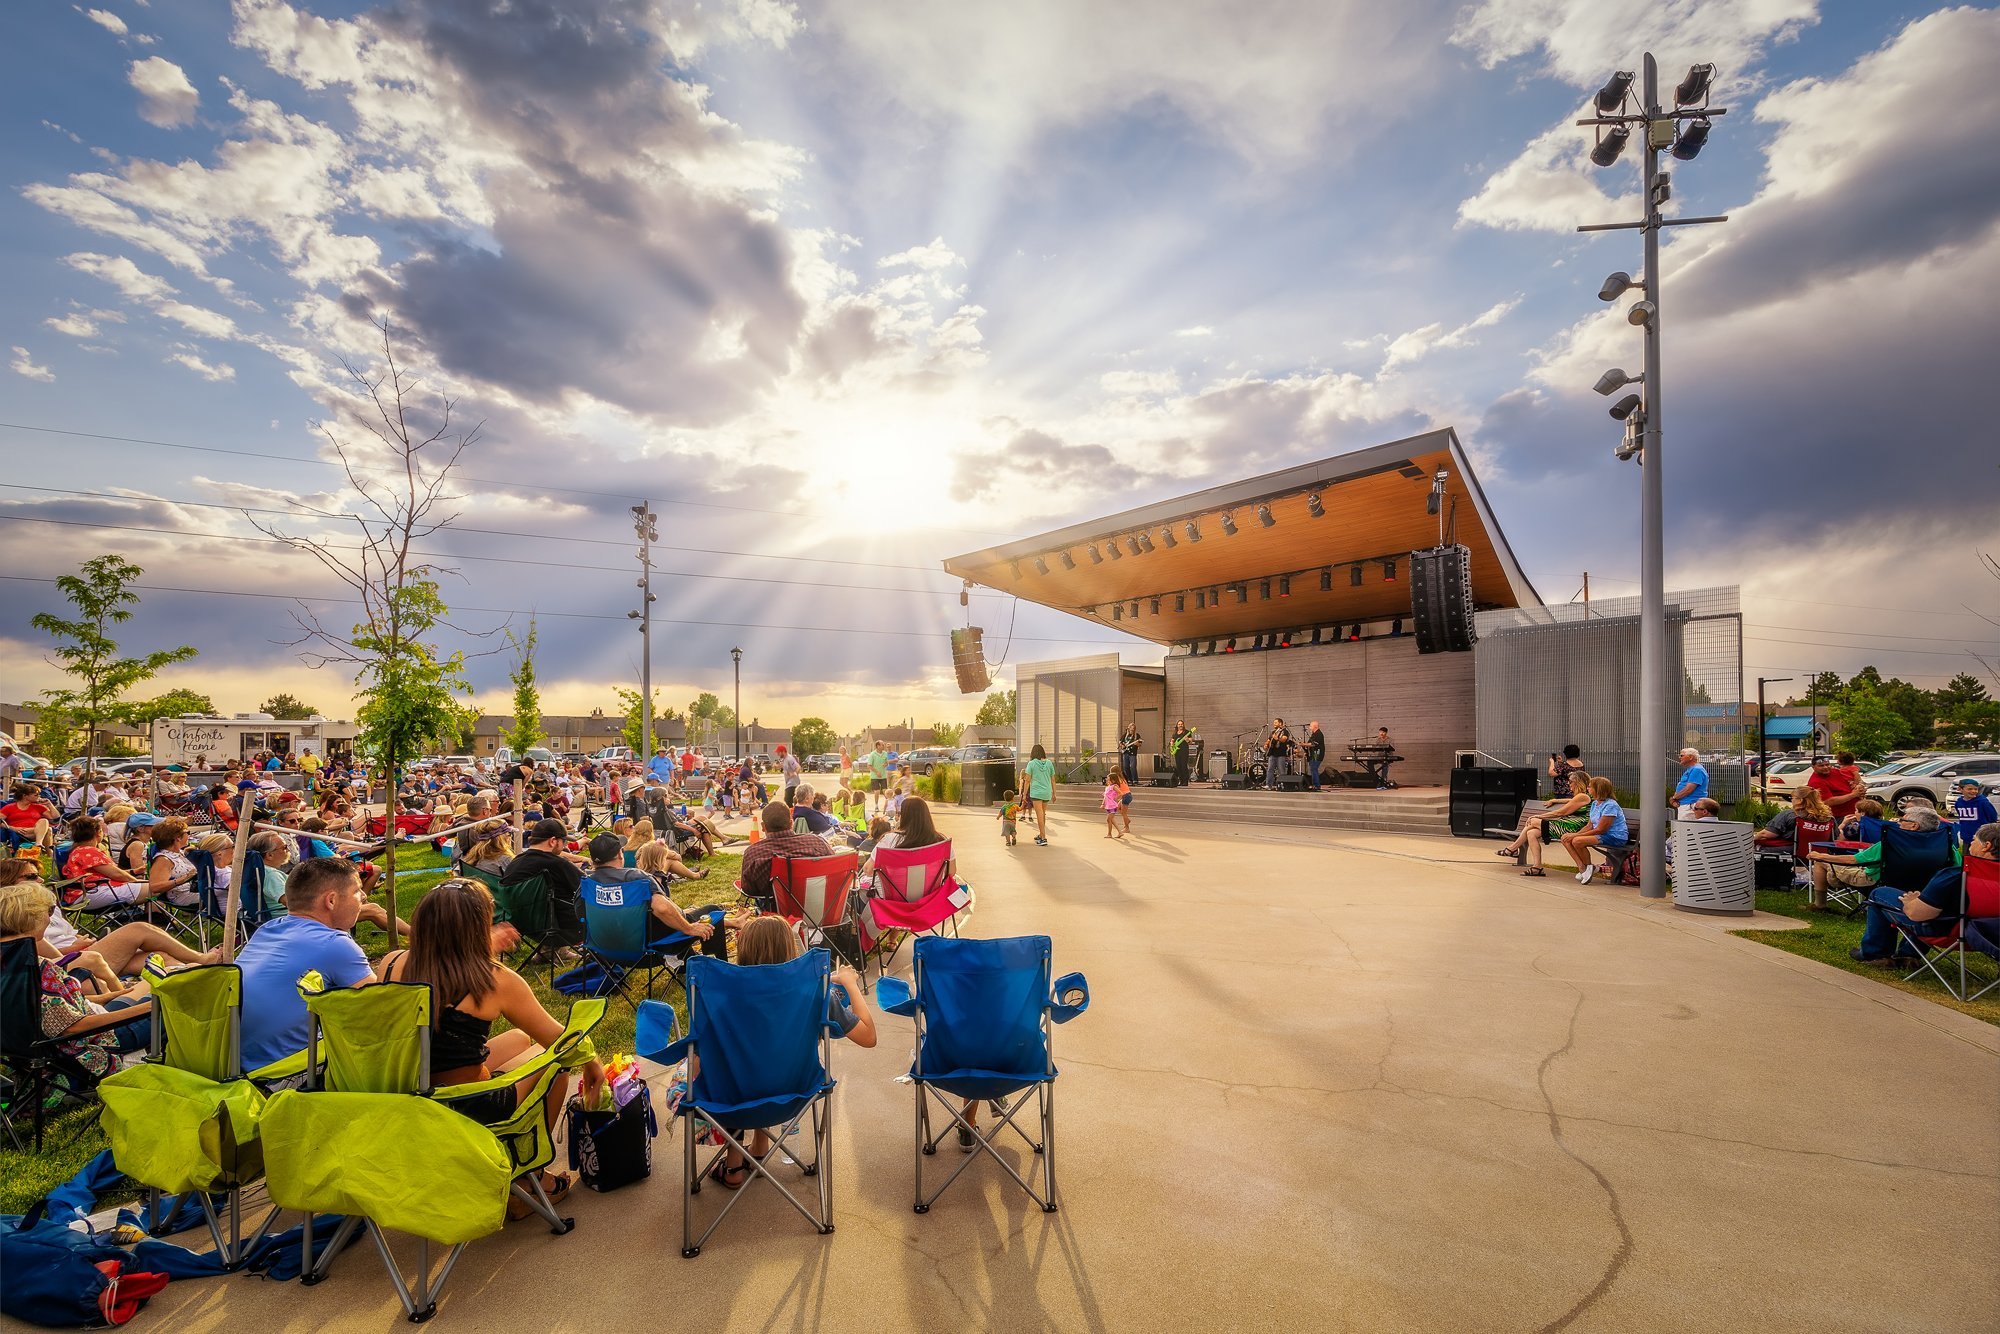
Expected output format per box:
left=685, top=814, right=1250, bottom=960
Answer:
left=84, top=8, right=128, bottom=36
left=1381, top=298, right=1521, bottom=371
left=64, top=250, right=176, bottom=301
left=44, top=308, right=123, bottom=337
left=129, top=56, right=199, bottom=127
left=1457, top=119, right=1635, bottom=233
left=951, top=428, right=1138, bottom=503
left=168, top=350, right=236, bottom=381
left=10, top=347, right=56, bottom=382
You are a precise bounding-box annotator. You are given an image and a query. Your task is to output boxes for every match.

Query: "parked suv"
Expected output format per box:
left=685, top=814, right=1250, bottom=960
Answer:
left=953, top=744, right=1014, bottom=763
left=905, top=747, right=955, bottom=775
left=1864, top=753, right=2000, bottom=811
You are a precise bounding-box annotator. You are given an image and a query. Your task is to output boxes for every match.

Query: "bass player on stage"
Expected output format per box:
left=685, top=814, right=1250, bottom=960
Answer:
left=1170, top=719, right=1194, bottom=787
left=1265, top=718, right=1294, bottom=790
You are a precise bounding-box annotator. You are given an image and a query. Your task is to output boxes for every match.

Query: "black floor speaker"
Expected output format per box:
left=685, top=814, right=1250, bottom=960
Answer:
left=1220, top=773, right=1250, bottom=790
left=1276, top=773, right=1306, bottom=791
left=1411, top=544, right=1477, bottom=654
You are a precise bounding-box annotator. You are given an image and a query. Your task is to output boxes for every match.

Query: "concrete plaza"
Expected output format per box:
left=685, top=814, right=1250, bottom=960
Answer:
left=94, top=808, right=2000, bottom=1332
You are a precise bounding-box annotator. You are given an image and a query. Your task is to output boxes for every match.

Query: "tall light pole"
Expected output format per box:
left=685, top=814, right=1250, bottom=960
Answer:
left=631, top=504, right=657, bottom=756
left=730, top=646, right=743, bottom=763
left=1580, top=55, right=1727, bottom=899
left=1757, top=677, right=1793, bottom=802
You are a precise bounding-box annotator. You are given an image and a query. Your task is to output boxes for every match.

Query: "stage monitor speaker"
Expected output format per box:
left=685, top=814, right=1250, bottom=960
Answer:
left=1220, top=773, right=1250, bottom=790
left=1449, top=768, right=1484, bottom=797
left=1410, top=544, right=1477, bottom=655
left=1449, top=802, right=1488, bottom=838
left=1151, top=777, right=1177, bottom=788
left=1485, top=766, right=1538, bottom=799
left=1484, top=798, right=1525, bottom=831
left=1276, top=773, right=1306, bottom=791
left=949, top=627, right=990, bottom=693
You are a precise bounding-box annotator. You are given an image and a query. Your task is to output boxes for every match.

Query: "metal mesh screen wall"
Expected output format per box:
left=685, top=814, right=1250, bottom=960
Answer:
left=1474, top=587, right=1746, bottom=800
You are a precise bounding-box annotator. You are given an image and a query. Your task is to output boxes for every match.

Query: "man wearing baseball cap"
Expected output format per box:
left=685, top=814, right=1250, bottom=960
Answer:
left=500, top=817, right=589, bottom=947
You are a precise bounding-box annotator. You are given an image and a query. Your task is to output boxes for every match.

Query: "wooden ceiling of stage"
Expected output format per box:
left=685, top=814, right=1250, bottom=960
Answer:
left=941, top=430, right=1539, bottom=645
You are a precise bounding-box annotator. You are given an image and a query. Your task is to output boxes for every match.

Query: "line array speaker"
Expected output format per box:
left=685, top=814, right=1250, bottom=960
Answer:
left=1410, top=544, right=1476, bottom=655
left=949, top=627, right=990, bottom=693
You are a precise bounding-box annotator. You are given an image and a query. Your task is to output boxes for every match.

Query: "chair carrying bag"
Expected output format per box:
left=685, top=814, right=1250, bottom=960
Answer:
left=566, top=1084, right=655, bottom=1192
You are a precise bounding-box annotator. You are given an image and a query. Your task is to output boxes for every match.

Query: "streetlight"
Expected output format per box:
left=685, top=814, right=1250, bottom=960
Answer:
left=730, top=646, right=743, bottom=765
left=1578, top=54, right=1729, bottom=900
left=1756, top=677, right=1794, bottom=801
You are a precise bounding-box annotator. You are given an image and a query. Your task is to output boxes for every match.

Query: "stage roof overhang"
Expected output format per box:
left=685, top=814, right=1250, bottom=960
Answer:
left=942, top=429, right=1540, bottom=645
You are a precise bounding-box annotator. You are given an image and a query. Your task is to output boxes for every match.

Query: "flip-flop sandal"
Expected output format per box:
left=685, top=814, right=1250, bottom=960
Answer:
left=506, top=1172, right=571, bottom=1219
left=708, top=1158, right=751, bottom=1191
left=1519, top=867, right=1546, bottom=877
left=1495, top=848, right=1518, bottom=858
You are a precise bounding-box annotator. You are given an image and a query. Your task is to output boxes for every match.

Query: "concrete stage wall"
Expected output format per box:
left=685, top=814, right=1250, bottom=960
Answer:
left=1165, top=636, right=1473, bottom=785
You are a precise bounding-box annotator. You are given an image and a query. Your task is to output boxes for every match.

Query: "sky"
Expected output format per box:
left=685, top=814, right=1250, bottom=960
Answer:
left=2, top=0, right=1996, bottom=733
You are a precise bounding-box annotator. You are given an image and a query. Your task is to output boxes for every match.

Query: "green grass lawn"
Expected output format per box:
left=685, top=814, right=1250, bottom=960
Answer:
left=1732, top=886, right=2000, bottom=1026
left=1, top=840, right=747, bottom=1216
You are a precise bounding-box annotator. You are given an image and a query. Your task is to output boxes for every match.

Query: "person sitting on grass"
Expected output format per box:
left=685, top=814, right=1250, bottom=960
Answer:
left=1809, top=805, right=1940, bottom=911
left=1851, top=821, right=1995, bottom=967
left=1499, top=770, right=1594, bottom=877
left=376, top=877, right=605, bottom=1216
left=0, top=880, right=154, bottom=1084
left=1, top=857, right=216, bottom=987
left=705, top=915, right=875, bottom=1190
left=1560, top=777, right=1629, bottom=885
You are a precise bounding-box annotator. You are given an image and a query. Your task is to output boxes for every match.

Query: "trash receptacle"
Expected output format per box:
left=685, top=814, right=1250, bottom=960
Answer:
left=1672, top=820, right=1755, bottom=915
left=959, top=760, right=1013, bottom=807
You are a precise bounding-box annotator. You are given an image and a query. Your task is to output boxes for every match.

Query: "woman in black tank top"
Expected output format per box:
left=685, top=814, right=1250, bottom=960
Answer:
left=376, top=879, right=607, bottom=1202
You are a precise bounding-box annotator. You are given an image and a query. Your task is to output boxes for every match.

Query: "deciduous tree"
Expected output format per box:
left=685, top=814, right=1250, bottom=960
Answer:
left=31, top=555, right=197, bottom=774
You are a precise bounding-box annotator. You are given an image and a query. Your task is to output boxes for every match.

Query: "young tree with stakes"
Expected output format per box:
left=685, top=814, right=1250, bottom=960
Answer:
left=504, top=619, right=544, bottom=756
left=250, top=323, right=482, bottom=949
left=31, top=554, right=196, bottom=777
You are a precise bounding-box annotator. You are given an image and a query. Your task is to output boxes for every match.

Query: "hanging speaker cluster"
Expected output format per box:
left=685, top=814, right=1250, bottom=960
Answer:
left=1409, top=545, right=1476, bottom=654
left=949, top=627, right=990, bottom=693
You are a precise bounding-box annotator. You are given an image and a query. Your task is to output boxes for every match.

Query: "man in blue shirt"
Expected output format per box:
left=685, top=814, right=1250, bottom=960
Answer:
left=1671, top=748, right=1710, bottom=819
left=236, top=857, right=374, bottom=1070
left=647, top=746, right=676, bottom=785
left=1950, top=778, right=1997, bottom=848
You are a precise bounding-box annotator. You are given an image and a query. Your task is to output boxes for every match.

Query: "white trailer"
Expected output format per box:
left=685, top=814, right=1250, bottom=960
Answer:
left=150, top=714, right=359, bottom=769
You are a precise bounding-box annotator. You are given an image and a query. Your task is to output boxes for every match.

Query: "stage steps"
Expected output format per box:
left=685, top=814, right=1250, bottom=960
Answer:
left=1046, top=783, right=1450, bottom=837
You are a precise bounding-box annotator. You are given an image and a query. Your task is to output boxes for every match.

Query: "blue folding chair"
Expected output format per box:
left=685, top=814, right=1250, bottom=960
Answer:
left=577, top=875, right=719, bottom=1009
left=877, top=935, right=1089, bottom=1214
left=1832, top=822, right=1960, bottom=916
left=635, top=950, right=841, bottom=1258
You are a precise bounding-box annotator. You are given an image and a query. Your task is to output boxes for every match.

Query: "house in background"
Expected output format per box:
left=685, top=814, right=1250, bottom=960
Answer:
left=467, top=709, right=686, bottom=758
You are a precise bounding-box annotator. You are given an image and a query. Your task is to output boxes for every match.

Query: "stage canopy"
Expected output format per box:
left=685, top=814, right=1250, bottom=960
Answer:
left=942, top=428, right=1539, bottom=646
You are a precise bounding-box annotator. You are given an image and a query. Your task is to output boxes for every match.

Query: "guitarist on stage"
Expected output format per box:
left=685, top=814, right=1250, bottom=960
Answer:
left=1265, top=718, right=1294, bottom=790
left=1119, top=720, right=1142, bottom=784
left=1170, top=720, right=1194, bottom=787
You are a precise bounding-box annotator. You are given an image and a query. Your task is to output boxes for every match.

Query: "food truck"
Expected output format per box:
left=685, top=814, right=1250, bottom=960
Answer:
left=150, top=714, right=359, bottom=769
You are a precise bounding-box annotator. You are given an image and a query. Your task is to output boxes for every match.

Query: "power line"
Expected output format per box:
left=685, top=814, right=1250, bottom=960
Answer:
left=0, top=482, right=956, bottom=575
left=1524, top=568, right=1992, bottom=620
left=0, top=510, right=996, bottom=599
left=0, top=574, right=1133, bottom=646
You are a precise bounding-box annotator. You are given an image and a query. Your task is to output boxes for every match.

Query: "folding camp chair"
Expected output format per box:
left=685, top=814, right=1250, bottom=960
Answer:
left=877, top=936, right=1089, bottom=1214
left=1898, top=858, right=2000, bottom=1001
left=195, top=848, right=270, bottom=951
left=263, top=978, right=604, bottom=1322
left=467, top=866, right=566, bottom=981
left=1779, top=817, right=1835, bottom=891
left=576, top=875, right=719, bottom=1009
left=634, top=951, right=841, bottom=1258
left=865, top=840, right=971, bottom=974
left=771, top=852, right=867, bottom=982
left=0, top=937, right=151, bottom=1152
left=98, top=959, right=305, bottom=1266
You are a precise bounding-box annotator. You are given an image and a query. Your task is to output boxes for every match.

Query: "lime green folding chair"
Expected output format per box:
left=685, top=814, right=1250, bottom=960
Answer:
left=98, top=957, right=308, bottom=1267
left=261, top=974, right=603, bottom=1323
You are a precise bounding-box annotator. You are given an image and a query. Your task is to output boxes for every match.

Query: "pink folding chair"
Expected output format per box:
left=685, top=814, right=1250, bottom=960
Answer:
left=771, top=852, right=865, bottom=978
left=864, top=840, right=971, bottom=977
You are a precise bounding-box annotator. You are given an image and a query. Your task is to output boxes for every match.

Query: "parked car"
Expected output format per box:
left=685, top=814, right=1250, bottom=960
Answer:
left=803, top=753, right=842, bottom=773
left=953, top=744, right=1015, bottom=764
left=1864, top=753, right=2000, bottom=811
left=591, top=745, right=634, bottom=762
left=905, top=747, right=955, bottom=775
left=1758, top=758, right=1817, bottom=803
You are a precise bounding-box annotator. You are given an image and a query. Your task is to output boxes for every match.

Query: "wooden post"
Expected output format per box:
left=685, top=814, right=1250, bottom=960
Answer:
left=384, top=765, right=401, bottom=944
left=511, top=779, right=525, bottom=853
left=221, top=784, right=256, bottom=961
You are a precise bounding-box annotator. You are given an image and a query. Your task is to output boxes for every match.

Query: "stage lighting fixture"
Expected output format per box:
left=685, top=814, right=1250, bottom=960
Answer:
left=1307, top=492, right=1324, bottom=518
left=1594, top=69, right=1634, bottom=114
left=1148, top=597, right=1161, bottom=615
left=1391, top=617, right=1404, bottom=636
left=1598, top=271, right=1638, bottom=302
left=1260, top=579, right=1271, bottom=600
left=1210, top=586, right=1221, bottom=604
left=1159, top=526, right=1177, bottom=549
left=1279, top=575, right=1291, bottom=598
left=1349, top=565, right=1363, bottom=587
left=1112, top=605, right=1122, bottom=621
left=1225, top=637, right=1237, bottom=653
left=1320, top=567, right=1332, bottom=592
left=1381, top=559, right=1396, bottom=582
left=1127, top=536, right=1143, bottom=556
left=1671, top=118, right=1711, bottom=160
left=1251, top=634, right=1265, bottom=650
left=1235, top=584, right=1248, bottom=604
left=1185, top=521, right=1201, bottom=542
left=1174, top=594, right=1185, bottom=612
left=1219, top=513, right=1238, bottom=536
left=1130, top=601, right=1140, bottom=617
left=1139, top=533, right=1156, bottom=553
left=1608, top=392, right=1643, bottom=421
left=1010, top=561, right=1021, bottom=579
left=1060, top=551, right=1076, bottom=570
left=1194, top=590, right=1205, bottom=609
left=1593, top=367, right=1640, bottom=396
left=1107, top=541, right=1121, bottom=561
left=1088, top=544, right=1102, bottom=564
left=1310, top=627, right=1323, bottom=645
left=1205, top=640, right=1217, bottom=655
left=1674, top=62, right=1714, bottom=108
left=1280, top=632, right=1292, bottom=649
left=1588, top=124, right=1630, bottom=168
left=1349, top=624, right=1362, bottom=641
left=1256, top=505, right=1275, bottom=528
left=1034, top=556, right=1049, bottom=575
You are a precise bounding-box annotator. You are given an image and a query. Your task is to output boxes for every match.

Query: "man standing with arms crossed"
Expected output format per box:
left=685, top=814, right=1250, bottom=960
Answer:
left=1671, top=748, right=1710, bottom=819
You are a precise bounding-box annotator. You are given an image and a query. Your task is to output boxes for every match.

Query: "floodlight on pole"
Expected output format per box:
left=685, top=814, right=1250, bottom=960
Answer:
left=1608, top=392, right=1644, bottom=421
left=1594, top=69, right=1634, bottom=113
left=1674, top=62, right=1714, bottom=107
left=1626, top=300, right=1657, bottom=328
left=1598, top=271, right=1639, bottom=302
left=1671, top=118, right=1711, bottom=160
left=1594, top=367, right=1642, bottom=395
left=1589, top=125, right=1630, bottom=167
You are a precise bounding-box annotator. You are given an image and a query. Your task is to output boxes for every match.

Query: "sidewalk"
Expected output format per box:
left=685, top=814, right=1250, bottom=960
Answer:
left=75, top=809, right=2000, bottom=1332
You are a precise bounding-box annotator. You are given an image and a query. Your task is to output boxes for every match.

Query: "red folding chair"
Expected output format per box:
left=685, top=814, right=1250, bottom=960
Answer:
left=864, top=840, right=970, bottom=976
left=1899, top=858, right=2000, bottom=1001
left=771, top=851, right=867, bottom=981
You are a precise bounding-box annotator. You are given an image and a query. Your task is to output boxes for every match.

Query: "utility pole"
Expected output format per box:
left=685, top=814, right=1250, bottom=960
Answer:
left=1579, top=54, right=1726, bottom=900
left=631, top=504, right=658, bottom=756
left=1756, top=677, right=1792, bottom=803
left=731, top=646, right=743, bottom=764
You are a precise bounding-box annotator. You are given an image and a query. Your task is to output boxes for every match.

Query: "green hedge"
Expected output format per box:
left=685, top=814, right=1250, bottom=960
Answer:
left=916, top=763, right=961, bottom=804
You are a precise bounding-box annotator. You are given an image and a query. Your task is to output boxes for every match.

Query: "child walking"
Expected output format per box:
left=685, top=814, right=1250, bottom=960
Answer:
left=1112, top=769, right=1133, bottom=836
left=1102, top=776, right=1124, bottom=839
left=998, top=790, right=1020, bottom=847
